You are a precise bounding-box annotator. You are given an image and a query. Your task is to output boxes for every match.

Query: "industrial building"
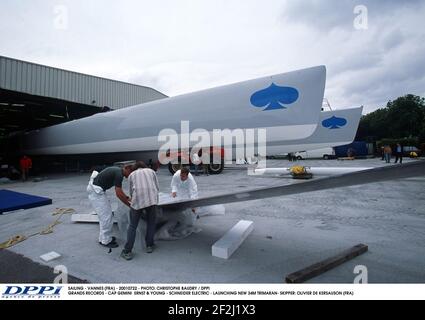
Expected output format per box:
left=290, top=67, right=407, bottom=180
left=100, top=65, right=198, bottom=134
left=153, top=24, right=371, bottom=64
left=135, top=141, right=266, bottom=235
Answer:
left=0, top=55, right=167, bottom=171
left=0, top=55, right=167, bottom=136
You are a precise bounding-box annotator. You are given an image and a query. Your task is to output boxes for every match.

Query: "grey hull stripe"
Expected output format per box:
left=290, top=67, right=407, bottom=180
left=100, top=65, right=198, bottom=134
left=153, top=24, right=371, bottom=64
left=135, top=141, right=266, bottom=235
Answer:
left=160, top=161, right=425, bottom=211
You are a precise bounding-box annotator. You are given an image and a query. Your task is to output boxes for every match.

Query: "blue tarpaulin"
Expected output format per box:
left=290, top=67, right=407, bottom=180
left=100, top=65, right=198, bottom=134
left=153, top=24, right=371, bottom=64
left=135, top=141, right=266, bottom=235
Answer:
left=334, top=141, right=368, bottom=158
left=0, top=189, right=52, bottom=214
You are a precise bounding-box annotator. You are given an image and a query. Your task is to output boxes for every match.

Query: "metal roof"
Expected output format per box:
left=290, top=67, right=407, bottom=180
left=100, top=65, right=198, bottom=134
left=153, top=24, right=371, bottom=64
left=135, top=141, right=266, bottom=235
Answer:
left=0, top=55, right=167, bottom=109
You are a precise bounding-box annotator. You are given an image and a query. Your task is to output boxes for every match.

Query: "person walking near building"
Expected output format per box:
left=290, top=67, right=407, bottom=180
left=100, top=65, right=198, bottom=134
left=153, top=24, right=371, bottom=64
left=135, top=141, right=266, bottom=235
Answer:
left=191, top=152, right=201, bottom=176
left=383, top=145, right=392, bottom=163
left=19, top=155, right=32, bottom=181
left=202, top=162, right=209, bottom=175
left=198, top=149, right=210, bottom=175
left=121, top=161, right=159, bottom=260
left=394, top=143, right=403, bottom=164
left=87, top=164, right=133, bottom=248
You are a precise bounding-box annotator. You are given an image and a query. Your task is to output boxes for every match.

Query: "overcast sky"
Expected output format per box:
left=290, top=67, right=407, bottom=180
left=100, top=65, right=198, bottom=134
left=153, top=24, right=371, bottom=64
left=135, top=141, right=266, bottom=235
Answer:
left=1, top=0, right=424, bottom=114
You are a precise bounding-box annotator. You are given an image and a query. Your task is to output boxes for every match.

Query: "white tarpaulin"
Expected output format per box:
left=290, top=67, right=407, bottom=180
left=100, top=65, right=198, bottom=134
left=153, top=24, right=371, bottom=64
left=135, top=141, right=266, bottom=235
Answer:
left=113, top=193, right=225, bottom=245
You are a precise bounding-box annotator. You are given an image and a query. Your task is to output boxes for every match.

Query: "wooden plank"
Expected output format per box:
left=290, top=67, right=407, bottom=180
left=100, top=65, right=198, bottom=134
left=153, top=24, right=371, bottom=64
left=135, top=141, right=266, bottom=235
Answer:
left=285, top=243, right=368, bottom=283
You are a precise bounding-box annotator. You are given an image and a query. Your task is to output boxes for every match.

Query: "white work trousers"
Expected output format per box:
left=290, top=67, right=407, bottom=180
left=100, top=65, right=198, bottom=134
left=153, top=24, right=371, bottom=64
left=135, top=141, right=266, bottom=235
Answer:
left=87, top=172, right=113, bottom=245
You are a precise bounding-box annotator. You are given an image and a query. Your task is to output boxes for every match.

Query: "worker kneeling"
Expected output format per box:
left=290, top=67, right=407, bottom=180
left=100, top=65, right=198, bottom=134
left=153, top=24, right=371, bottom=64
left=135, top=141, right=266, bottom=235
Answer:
left=121, top=161, right=159, bottom=260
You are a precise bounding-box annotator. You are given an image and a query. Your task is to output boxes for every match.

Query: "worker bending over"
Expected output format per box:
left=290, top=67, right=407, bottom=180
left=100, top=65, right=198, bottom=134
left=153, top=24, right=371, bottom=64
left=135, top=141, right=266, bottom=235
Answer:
left=171, top=167, right=198, bottom=213
left=87, top=164, right=133, bottom=248
left=121, top=161, right=159, bottom=260
left=171, top=167, right=198, bottom=198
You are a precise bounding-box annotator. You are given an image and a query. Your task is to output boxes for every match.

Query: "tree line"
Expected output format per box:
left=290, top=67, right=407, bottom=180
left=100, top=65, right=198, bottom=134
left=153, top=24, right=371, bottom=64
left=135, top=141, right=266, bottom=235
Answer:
left=356, top=94, right=425, bottom=147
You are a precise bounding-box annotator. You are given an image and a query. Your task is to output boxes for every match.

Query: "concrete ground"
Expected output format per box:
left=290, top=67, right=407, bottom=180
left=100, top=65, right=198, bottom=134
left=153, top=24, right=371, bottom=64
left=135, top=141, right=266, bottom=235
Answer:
left=0, top=249, right=88, bottom=283
left=0, top=158, right=424, bottom=283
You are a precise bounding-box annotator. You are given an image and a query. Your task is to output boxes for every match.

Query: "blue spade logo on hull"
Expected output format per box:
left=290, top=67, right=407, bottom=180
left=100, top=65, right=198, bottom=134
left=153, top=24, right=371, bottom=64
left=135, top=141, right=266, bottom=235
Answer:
left=250, top=83, right=299, bottom=111
left=322, top=116, right=347, bottom=129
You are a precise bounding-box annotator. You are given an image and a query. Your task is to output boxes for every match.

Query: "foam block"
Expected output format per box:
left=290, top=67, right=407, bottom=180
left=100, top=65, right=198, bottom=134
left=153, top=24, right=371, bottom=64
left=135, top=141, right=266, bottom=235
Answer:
left=40, top=251, right=61, bottom=262
left=71, top=213, right=118, bottom=223
left=212, top=220, right=254, bottom=259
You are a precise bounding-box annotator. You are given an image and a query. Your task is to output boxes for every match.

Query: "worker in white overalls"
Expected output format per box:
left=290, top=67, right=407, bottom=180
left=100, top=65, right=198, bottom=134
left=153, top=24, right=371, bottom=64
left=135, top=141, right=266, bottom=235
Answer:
left=171, top=166, right=199, bottom=219
left=152, top=166, right=198, bottom=240
left=87, top=164, right=133, bottom=248
left=171, top=167, right=198, bottom=203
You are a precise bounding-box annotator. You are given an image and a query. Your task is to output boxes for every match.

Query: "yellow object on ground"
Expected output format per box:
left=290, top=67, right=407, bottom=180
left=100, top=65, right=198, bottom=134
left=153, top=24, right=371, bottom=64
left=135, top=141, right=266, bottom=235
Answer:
left=290, top=165, right=307, bottom=175
left=0, top=208, right=75, bottom=249
left=0, top=235, right=27, bottom=249
left=410, top=152, right=418, bottom=158
left=290, top=165, right=313, bottom=179
left=52, top=208, right=75, bottom=215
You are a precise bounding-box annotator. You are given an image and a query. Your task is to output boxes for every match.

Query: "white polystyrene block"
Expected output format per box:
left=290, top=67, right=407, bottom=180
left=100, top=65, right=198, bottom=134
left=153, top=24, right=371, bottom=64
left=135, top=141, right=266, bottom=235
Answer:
left=212, top=220, right=254, bottom=259
left=40, top=251, right=61, bottom=262
left=71, top=213, right=117, bottom=223
left=72, top=213, right=100, bottom=223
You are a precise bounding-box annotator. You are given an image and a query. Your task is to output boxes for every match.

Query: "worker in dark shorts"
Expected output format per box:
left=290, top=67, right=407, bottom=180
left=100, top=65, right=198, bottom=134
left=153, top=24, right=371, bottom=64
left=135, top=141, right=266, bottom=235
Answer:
left=87, top=164, right=134, bottom=248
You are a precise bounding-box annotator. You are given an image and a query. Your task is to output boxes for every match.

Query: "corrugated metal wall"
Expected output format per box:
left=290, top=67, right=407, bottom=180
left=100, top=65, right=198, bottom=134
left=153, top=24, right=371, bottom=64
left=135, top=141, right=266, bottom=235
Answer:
left=0, top=56, right=167, bottom=109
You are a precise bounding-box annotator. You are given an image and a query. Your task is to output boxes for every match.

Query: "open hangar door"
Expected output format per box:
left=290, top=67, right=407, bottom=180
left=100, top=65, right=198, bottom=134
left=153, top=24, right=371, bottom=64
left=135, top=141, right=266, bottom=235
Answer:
left=0, top=88, right=105, bottom=178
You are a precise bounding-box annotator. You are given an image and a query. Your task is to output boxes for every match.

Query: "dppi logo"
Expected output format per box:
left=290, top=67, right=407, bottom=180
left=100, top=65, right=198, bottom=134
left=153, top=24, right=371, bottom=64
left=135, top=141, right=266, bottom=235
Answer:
left=250, top=83, right=299, bottom=111
left=3, top=286, right=62, bottom=296
left=322, top=116, right=347, bottom=129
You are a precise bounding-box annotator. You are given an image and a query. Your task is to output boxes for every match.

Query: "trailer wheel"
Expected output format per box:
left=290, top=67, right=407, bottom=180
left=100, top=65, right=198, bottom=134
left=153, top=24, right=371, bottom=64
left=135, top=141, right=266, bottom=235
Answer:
left=208, top=162, right=224, bottom=174
left=297, top=156, right=303, bottom=160
left=168, top=163, right=181, bottom=175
